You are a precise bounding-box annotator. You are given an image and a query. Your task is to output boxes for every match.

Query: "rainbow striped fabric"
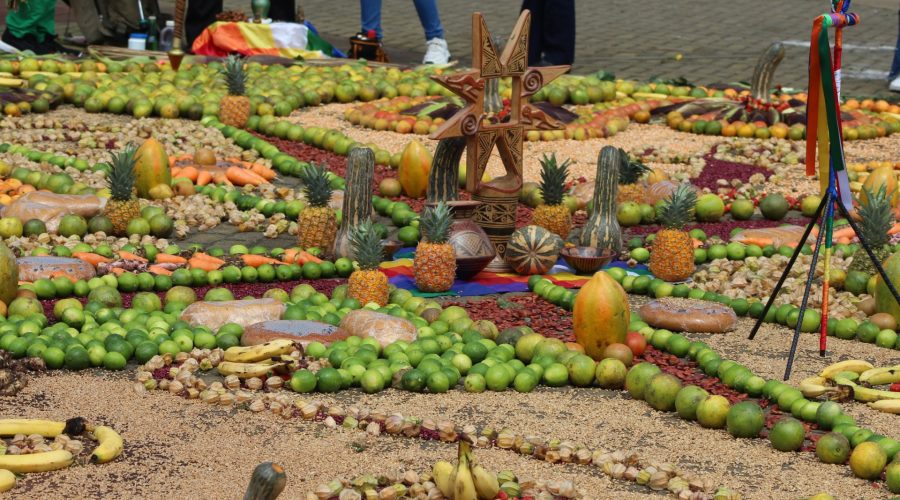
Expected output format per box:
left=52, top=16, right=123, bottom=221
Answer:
left=192, top=21, right=339, bottom=59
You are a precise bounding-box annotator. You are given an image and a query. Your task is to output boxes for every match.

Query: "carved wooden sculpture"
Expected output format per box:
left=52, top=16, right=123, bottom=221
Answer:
left=333, top=147, right=375, bottom=259
left=429, top=11, right=569, bottom=267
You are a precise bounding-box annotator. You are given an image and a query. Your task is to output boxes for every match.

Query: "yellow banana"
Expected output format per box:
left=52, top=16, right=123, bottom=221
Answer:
left=0, top=469, right=14, bottom=493
left=0, top=78, right=26, bottom=88
left=432, top=460, right=454, bottom=498
left=867, top=400, right=900, bottom=414
left=0, top=419, right=66, bottom=437
left=820, top=360, right=874, bottom=380
left=835, top=371, right=860, bottom=383
left=799, top=376, right=836, bottom=399
left=0, top=450, right=73, bottom=473
left=19, top=71, right=58, bottom=78
left=216, top=361, right=284, bottom=378
left=224, top=339, right=295, bottom=363
left=859, top=366, right=900, bottom=386
left=848, top=384, right=900, bottom=403
left=90, top=425, right=124, bottom=464
left=454, top=448, right=477, bottom=500
left=471, top=464, right=500, bottom=500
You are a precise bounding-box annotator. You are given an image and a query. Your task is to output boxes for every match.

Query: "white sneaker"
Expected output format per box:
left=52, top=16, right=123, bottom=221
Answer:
left=423, top=38, right=450, bottom=64
left=891, top=75, right=900, bottom=92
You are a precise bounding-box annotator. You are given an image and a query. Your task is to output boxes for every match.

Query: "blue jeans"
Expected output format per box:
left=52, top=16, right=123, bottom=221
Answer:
left=360, top=0, right=444, bottom=40
left=891, top=9, right=900, bottom=80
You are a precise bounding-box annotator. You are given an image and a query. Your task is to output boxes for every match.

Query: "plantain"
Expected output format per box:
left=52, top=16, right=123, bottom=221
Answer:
left=820, top=360, right=874, bottom=380
left=799, top=376, right=837, bottom=398
left=432, top=460, right=454, bottom=498
left=858, top=365, right=900, bottom=386
left=471, top=463, right=500, bottom=500
left=0, top=78, right=26, bottom=88
left=90, top=425, right=124, bottom=464
left=867, top=399, right=900, bottom=414
left=223, top=339, right=295, bottom=363
left=849, top=385, right=900, bottom=403
left=0, top=469, right=14, bottom=493
left=454, top=442, right=478, bottom=500
left=216, top=361, right=284, bottom=379
left=0, top=419, right=65, bottom=437
left=0, top=449, right=73, bottom=473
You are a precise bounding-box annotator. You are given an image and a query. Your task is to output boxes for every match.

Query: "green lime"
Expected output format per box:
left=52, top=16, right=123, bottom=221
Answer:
left=316, top=367, right=343, bottom=393
left=542, top=362, right=569, bottom=387
left=102, top=351, right=127, bottom=370
left=464, top=373, right=486, bottom=392
left=426, top=370, right=451, bottom=393
left=64, top=347, right=91, bottom=370
left=42, top=346, right=65, bottom=369
left=290, top=369, right=317, bottom=393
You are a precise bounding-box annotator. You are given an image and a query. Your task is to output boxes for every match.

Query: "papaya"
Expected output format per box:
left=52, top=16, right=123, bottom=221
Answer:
left=134, top=138, right=172, bottom=199
left=573, top=270, right=630, bottom=360
left=0, top=242, right=19, bottom=307
left=398, top=140, right=432, bottom=199
left=861, top=166, right=898, bottom=208
left=875, top=252, right=900, bottom=323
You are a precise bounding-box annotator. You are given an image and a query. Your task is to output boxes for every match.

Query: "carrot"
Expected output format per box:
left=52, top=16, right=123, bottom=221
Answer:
left=734, top=237, right=773, bottom=247
left=692, top=238, right=703, bottom=248
left=241, top=254, right=287, bottom=267
left=226, top=166, right=266, bottom=186
left=282, top=248, right=300, bottom=264
left=118, top=250, right=148, bottom=262
left=148, top=265, right=174, bottom=276
left=178, top=166, right=199, bottom=182
left=188, top=256, right=222, bottom=271
left=831, top=227, right=856, bottom=240
left=298, top=250, right=323, bottom=264
left=154, top=253, right=188, bottom=265
left=72, top=252, right=112, bottom=267
left=170, top=166, right=182, bottom=178
left=250, top=163, right=276, bottom=180
left=196, top=170, right=213, bottom=186
left=48, top=271, right=78, bottom=283
left=889, top=222, right=900, bottom=235
left=836, top=236, right=851, bottom=244
left=212, top=171, right=233, bottom=186
left=192, top=252, right=225, bottom=264
left=109, top=267, right=126, bottom=276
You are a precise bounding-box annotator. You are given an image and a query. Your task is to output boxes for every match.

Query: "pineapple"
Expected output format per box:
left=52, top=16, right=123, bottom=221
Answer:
left=531, top=153, right=572, bottom=238
left=297, top=163, right=337, bottom=252
left=414, top=202, right=456, bottom=292
left=617, top=148, right=651, bottom=203
left=649, top=183, right=697, bottom=282
left=219, top=54, right=250, bottom=128
left=104, top=143, right=141, bottom=236
left=849, top=185, right=894, bottom=274
left=348, top=221, right=389, bottom=306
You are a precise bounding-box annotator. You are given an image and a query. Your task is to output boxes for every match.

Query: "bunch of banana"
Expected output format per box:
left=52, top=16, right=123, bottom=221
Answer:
left=858, top=365, right=900, bottom=386
left=432, top=439, right=500, bottom=500
left=223, top=339, right=296, bottom=363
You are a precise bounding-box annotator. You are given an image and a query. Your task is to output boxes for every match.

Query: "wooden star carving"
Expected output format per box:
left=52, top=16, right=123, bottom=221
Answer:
left=429, top=10, right=569, bottom=195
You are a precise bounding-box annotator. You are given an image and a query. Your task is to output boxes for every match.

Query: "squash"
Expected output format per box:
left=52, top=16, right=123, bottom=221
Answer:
left=579, top=146, right=622, bottom=254
left=0, top=242, right=18, bottom=306
left=505, top=225, right=563, bottom=275
left=426, top=136, right=467, bottom=203
left=333, top=147, right=375, bottom=259
left=861, top=166, right=898, bottom=207
left=874, top=251, right=900, bottom=324
left=243, top=462, right=287, bottom=500
left=134, top=138, right=172, bottom=199
left=573, top=270, right=630, bottom=360
left=398, top=140, right=432, bottom=199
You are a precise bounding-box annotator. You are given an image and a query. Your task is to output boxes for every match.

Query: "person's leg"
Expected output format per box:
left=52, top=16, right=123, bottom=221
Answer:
left=65, top=0, right=105, bottom=43
left=538, top=0, right=575, bottom=65
left=521, top=0, right=544, bottom=66
left=360, top=0, right=383, bottom=39
left=269, top=0, right=297, bottom=22
left=890, top=9, right=900, bottom=82
left=186, top=0, right=223, bottom=52
left=412, top=0, right=443, bottom=40
left=103, top=0, right=142, bottom=39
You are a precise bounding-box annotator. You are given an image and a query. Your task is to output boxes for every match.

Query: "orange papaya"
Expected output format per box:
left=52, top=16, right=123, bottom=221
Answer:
left=573, top=270, right=630, bottom=360
left=398, top=139, right=432, bottom=199
left=861, top=166, right=898, bottom=207
left=134, top=138, right=172, bottom=199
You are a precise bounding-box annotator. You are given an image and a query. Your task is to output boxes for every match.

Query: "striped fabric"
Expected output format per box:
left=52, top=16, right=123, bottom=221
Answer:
left=191, top=21, right=338, bottom=59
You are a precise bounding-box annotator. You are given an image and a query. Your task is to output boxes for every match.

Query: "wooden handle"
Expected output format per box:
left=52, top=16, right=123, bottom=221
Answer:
left=174, top=0, right=187, bottom=39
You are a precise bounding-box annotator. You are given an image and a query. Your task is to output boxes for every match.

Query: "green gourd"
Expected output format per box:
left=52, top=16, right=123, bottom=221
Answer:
left=333, top=147, right=375, bottom=259
left=243, top=462, right=287, bottom=500
left=426, top=137, right=467, bottom=203
left=579, top=146, right=622, bottom=254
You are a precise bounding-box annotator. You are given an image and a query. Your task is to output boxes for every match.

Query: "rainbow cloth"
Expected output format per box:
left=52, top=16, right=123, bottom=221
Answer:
left=192, top=21, right=340, bottom=59
left=381, top=250, right=650, bottom=297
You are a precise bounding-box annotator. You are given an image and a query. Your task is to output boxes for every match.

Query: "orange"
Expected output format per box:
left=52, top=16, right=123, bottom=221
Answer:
left=849, top=441, right=887, bottom=480
left=737, top=124, right=755, bottom=138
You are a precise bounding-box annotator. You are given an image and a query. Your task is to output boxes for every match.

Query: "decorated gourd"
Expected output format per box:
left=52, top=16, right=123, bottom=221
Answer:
left=134, top=138, right=172, bottom=199
left=426, top=136, right=467, bottom=203
left=579, top=146, right=622, bottom=254
left=573, top=270, right=630, bottom=360
left=243, top=462, right=287, bottom=500
left=505, top=225, right=563, bottom=275
left=398, top=140, right=432, bottom=198
left=0, top=242, right=18, bottom=306
left=333, top=147, right=375, bottom=259
left=861, top=166, right=898, bottom=208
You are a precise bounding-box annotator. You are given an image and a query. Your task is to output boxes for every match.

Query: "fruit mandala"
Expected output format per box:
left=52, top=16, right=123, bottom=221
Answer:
left=0, top=47, right=897, bottom=499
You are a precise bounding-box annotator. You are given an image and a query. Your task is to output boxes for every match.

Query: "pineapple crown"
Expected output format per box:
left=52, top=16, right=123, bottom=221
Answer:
left=618, top=148, right=650, bottom=184
left=855, top=185, right=894, bottom=247
left=421, top=202, right=452, bottom=244
left=659, top=183, right=697, bottom=230
left=299, top=163, right=333, bottom=208
left=221, top=54, right=247, bottom=96
left=107, top=143, right=138, bottom=202
left=538, top=153, right=570, bottom=206
left=349, top=220, right=384, bottom=270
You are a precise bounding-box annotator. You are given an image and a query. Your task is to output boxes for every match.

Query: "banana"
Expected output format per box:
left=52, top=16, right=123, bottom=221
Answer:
left=216, top=361, right=284, bottom=378
left=859, top=366, right=900, bottom=386
left=224, top=339, right=295, bottom=363
left=0, top=78, right=26, bottom=88
left=820, top=360, right=874, bottom=380
left=0, top=419, right=65, bottom=437
left=835, top=371, right=860, bottom=383
left=867, top=400, right=900, bottom=414
left=432, top=460, right=454, bottom=498
left=850, top=385, right=900, bottom=403
left=0, top=469, right=14, bottom=493
left=471, top=464, right=500, bottom=500
left=799, top=376, right=837, bottom=398
left=90, top=425, right=124, bottom=464
left=454, top=449, right=478, bottom=500
left=0, top=449, right=73, bottom=473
